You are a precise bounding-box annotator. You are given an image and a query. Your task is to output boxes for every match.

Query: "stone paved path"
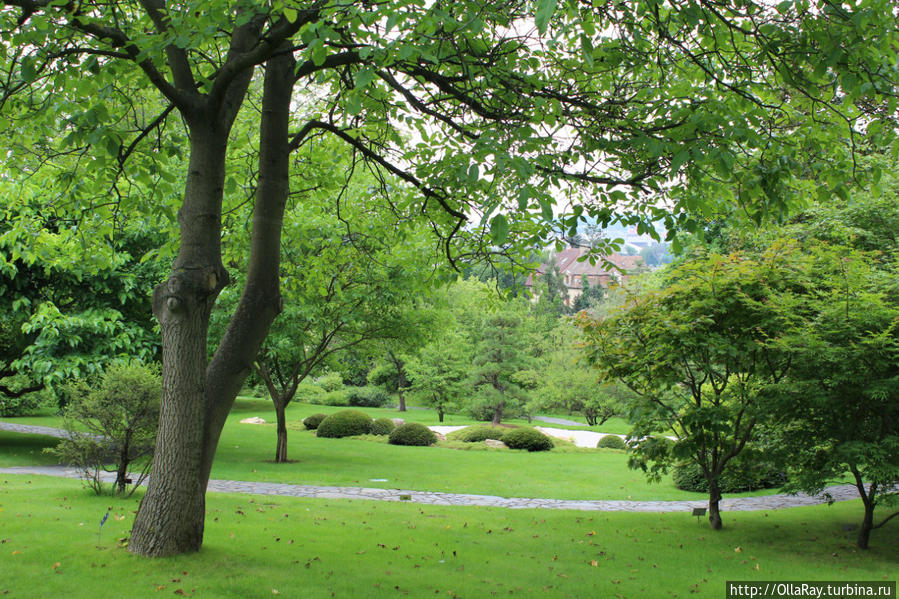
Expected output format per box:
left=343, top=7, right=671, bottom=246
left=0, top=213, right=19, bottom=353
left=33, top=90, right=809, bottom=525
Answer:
left=532, top=415, right=585, bottom=427
left=0, top=422, right=862, bottom=512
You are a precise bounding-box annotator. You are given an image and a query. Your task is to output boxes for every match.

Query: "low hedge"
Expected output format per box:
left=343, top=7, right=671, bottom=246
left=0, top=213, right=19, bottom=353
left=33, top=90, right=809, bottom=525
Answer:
left=388, top=422, right=437, bottom=446
left=596, top=435, right=627, bottom=450
left=309, top=389, right=350, bottom=406
left=302, top=413, right=329, bottom=431
left=316, top=410, right=373, bottom=438
left=502, top=428, right=554, bottom=452
left=347, top=385, right=391, bottom=408
left=448, top=426, right=507, bottom=443
left=672, top=459, right=786, bottom=493
left=370, top=417, right=396, bottom=436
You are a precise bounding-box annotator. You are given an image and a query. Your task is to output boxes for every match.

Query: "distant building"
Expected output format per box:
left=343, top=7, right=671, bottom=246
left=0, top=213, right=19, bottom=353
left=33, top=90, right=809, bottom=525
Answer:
left=524, top=247, right=643, bottom=306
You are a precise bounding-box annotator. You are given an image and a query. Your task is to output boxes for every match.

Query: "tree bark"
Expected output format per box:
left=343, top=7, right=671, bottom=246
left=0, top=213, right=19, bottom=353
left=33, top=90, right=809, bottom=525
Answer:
left=708, top=478, right=723, bottom=530
left=129, top=119, right=233, bottom=556
left=115, top=429, right=132, bottom=495
left=129, top=43, right=293, bottom=557
left=274, top=400, right=288, bottom=463
left=492, top=399, right=505, bottom=426
left=858, top=500, right=874, bottom=550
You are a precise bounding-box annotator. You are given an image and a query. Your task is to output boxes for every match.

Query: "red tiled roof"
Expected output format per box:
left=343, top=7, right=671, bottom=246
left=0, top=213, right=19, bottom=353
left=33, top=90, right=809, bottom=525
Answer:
left=525, top=248, right=642, bottom=289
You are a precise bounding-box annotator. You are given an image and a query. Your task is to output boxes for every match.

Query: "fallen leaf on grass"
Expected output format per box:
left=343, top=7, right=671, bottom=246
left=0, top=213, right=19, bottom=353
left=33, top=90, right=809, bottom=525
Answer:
left=590, top=560, right=599, bottom=567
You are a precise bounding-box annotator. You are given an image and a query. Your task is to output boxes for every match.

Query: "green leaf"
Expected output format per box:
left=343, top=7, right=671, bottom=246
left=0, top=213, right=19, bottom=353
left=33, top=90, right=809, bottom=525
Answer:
left=670, top=151, right=690, bottom=175
left=355, top=68, right=376, bottom=90
left=535, top=0, right=557, bottom=35
left=490, top=214, right=509, bottom=245
left=283, top=7, right=298, bottom=23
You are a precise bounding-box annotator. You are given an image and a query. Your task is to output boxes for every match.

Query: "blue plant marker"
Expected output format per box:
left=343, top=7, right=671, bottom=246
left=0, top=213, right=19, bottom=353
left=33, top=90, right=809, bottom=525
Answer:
left=98, top=509, right=110, bottom=544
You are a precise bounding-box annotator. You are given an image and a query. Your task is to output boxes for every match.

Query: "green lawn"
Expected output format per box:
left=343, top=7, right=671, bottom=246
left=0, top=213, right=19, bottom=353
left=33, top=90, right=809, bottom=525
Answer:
left=0, top=475, right=895, bottom=599
left=0, top=401, right=783, bottom=500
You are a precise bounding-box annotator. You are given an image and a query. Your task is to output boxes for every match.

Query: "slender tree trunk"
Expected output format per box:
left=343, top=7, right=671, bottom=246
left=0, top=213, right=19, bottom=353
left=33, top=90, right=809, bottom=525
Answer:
left=852, top=472, right=878, bottom=550
left=858, top=500, right=874, bottom=549
left=115, top=429, right=132, bottom=495
left=708, top=478, right=723, bottom=530
left=438, top=407, right=444, bottom=423
left=492, top=399, right=505, bottom=426
left=397, top=369, right=407, bottom=412
left=274, top=399, right=288, bottom=463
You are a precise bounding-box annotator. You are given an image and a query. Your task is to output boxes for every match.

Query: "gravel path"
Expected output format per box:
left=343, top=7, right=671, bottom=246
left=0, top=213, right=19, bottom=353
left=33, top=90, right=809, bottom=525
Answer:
left=0, top=465, right=861, bottom=512
left=0, top=421, right=862, bottom=512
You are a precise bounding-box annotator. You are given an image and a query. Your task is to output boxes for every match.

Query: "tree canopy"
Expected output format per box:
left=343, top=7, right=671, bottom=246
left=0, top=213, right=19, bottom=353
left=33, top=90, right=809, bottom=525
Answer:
left=1, top=0, right=896, bottom=556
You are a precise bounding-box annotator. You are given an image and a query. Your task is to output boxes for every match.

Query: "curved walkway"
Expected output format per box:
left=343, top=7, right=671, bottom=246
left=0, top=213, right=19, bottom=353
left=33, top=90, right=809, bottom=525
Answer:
left=0, top=422, right=862, bottom=512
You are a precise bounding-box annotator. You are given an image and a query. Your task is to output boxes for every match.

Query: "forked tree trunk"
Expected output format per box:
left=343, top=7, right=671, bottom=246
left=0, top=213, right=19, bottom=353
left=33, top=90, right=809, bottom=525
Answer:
left=129, top=46, right=294, bottom=557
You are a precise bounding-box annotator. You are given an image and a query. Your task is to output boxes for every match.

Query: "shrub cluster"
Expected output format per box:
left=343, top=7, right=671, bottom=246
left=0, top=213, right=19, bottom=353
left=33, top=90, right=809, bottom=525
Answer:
left=316, top=410, right=373, bottom=438
left=50, top=361, right=161, bottom=496
left=449, top=426, right=506, bottom=443
left=388, top=422, right=437, bottom=446
left=672, top=459, right=786, bottom=493
left=295, top=382, right=326, bottom=404
left=596, top=435, right=627, bottom=450
left=347, top=385, right=391, bottom=408
left=315, top=372, right=344, bottom=392
left=370, top=417, right=397, bottom=436
left=302, top=413, right=329, bottom=430
left=309, top=389, right=350, bottom=406
left=501, top=428, right=554, bottom=452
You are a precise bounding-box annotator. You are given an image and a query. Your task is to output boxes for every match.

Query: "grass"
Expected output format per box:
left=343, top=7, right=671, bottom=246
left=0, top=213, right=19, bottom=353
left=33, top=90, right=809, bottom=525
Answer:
left=0, top=431, right=64, bottom=467
left=0, top=401, right=779, bottom=501
left=0, top=475, right=896, bottom=599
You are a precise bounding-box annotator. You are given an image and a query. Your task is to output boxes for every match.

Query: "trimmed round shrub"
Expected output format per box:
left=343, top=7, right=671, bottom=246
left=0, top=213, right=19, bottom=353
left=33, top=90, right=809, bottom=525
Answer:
left=672, top=459, right=786, bottom=493
left=502, top=428, right=554, bottom=452
left=347, top=385, right=391, bottom=408
left=449, top=426, right=506, bottom=443
left=388, top=422, right=437, bottom=446
left=302, top=413, right=329, bottom=431
left=596, top=435, right=627, bottom=450
left=370, top=417, right=396, bottom=436
left=316, top=410, right=373, bottom=438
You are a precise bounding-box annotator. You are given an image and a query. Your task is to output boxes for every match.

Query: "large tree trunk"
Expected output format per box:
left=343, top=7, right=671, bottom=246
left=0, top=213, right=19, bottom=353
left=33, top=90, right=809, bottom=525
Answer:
left=129, top=121, right=233, bottom=557
left=129, top=45, right=293, bottom=557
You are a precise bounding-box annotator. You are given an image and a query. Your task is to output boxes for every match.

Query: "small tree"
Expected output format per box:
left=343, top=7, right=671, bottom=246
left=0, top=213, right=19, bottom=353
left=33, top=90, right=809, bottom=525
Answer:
left=577, top=246, right=798, bottom=529
left=768, top=244, right=899, bottom=549
left=572, top=275, right=606, bottom=313
left=536, top=322, right=627, bottom=426
left=51, top=362, right=161, bottom=496
left=469, top=310, right=534, bottom=425
left=405, top=332, right=471, bottom=422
